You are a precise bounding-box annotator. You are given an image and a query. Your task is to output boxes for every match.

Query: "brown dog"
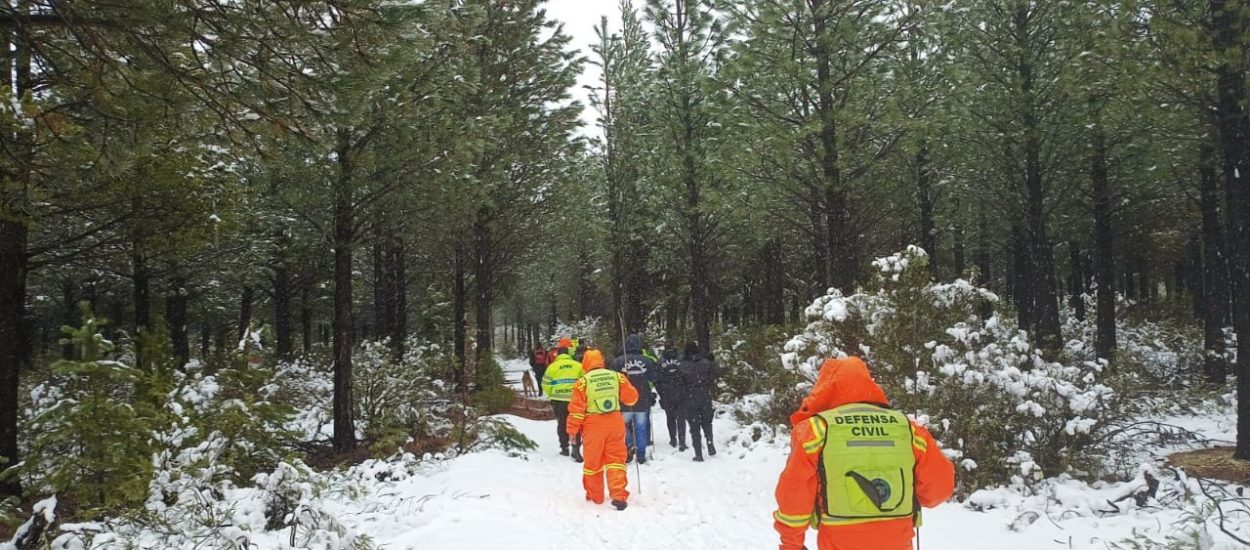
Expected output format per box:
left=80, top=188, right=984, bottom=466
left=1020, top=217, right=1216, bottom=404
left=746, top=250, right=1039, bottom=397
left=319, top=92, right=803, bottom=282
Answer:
left=521, top=371, right=537, bottom=398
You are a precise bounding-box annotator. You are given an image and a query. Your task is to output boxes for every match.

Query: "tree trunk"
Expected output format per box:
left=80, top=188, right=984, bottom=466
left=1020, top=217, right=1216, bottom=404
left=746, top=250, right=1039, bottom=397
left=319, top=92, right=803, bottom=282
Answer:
left=200, top=322, right=211, bottom=360
left=1200, top=142, right=1230, bottom=384
left=0, top=219, right=27, bottom=499
left=1011, top=224, right=1033, bottom=330
left=0, top=14, right=30, bottom=495
left=274, top=263, right=293, bottom=361
left=916, top=143, right=939, bottom=272
left=60, top=279, right=76, bottom=359
left=625, top=239, right=648, bottom=334
left=473, top=214, right=495, bottom=368
left=1017, top=8, right=1061, bottom=353
left=812, top=0, right=852, bottom=294
left=332, top=130, right=357, bottom=453
left=1092, top=124, right=1117, bottom=361
left=300, top=283, right=313, bottom=355
left=133, top=240, right=151, bottom=335
left=372, top=235, right=387, bottom=340
left=453, top=243, right=468, bottom=381
left=165, top=275, right=190, bottom=369
left=1069, top=242, right=1086, bottom=322
left=808, top=197, right=828, bottom=297
left=237, top=285, right=254, bottom=346
left=388, top=235, right=406, bottom=354
left=1209, top=0, right=1250, bottom=459
left=952, top=200, right=967, bottom=280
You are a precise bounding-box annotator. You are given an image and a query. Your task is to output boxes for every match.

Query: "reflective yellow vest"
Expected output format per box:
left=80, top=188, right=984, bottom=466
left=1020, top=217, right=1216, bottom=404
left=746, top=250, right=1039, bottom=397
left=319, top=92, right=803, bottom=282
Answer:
left=542, top=354, right=583, bottom=402
left=584, top=369, right=621, bottom=414
left=814, top=403, right=917, bottom=526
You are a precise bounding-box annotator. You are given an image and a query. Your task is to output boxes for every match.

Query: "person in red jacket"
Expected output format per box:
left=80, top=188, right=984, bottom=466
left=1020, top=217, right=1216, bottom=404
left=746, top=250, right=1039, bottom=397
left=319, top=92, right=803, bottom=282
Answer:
left=773, top=357, right=955, bottom=550
left=566, top=349, right=639, bottom=510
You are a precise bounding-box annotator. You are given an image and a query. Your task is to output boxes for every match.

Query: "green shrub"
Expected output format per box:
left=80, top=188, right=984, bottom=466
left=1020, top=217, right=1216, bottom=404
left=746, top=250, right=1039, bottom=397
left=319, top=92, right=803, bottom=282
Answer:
left=23, top=309, right=161, bottom=516
left=470, top=357, right=515, bottom=415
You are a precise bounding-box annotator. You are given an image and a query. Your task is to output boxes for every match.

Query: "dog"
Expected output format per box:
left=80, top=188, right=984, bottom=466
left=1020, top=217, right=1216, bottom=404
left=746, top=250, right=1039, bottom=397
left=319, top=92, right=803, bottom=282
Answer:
left=521, top=371, right=537, bottom=398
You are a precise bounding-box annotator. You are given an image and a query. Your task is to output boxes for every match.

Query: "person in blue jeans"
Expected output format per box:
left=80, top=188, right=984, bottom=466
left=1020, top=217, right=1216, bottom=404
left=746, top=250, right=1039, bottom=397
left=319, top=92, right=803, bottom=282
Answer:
left=611, top=334, right=657, bottom=464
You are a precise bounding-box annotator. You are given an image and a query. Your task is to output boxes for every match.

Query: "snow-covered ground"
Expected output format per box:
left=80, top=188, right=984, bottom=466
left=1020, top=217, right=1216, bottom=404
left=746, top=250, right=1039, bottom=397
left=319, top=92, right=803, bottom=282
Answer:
left=7, top=357, right=1243, bottom=548
left=298, top=407, right=1241, bottom=549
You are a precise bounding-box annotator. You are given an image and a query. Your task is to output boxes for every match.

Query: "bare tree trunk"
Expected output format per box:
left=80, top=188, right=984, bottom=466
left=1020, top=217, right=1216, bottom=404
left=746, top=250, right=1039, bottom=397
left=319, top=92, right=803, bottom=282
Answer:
left=916, top=143, right=939, bottom=273
left=300, top=283, right=313, bottom=356
left=372, top=235, right=386, bottom=341
left=1011, top=224, right=1033, bottom=330
left=0, top=218, right=27, bottom=499
left=1017, top=8, right=1061, bottom=353
left=61, top=279, right=76, bottom=359
left=453, top=243, right=468, bottom=383
left=332, top=130, right=357, bottom=453
left=1200, top=142, right=1230, bottom=384
left=473, top=215, right=495, bottom=368
left=389, top=235, right=406, bottom=354
left=1092, top=125, right=1117, bottom=361
left=952, top=200, right=967, bottom=279
left=274, top=263, right=293, bottom=361
left=1068, top=242, right=1086, bottom=322
left=1209, top=0, right=1250, bottom=459
left=133, top=239, right=151, bottom=335
left=166, top=275, right=190, bottom=368
left=200, top=322, right=211, bottom=360
left=237, top=285, right=254, bottom=346
left=0, top=16, right=31, bottom=497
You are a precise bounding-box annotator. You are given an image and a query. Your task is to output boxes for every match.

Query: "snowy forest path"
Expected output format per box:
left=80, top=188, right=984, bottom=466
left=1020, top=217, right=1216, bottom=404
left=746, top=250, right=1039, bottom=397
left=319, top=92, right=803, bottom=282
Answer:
left=337, top=359, right=1068, bottom=549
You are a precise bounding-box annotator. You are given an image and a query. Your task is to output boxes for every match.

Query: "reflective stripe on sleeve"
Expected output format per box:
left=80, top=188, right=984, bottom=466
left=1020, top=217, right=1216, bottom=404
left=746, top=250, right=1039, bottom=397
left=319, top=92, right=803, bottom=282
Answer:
left=773, top=510, right=812, bottom=528
left=912, top=435, right=928, bottom=452
left=802, top=418, right=826, bottom=454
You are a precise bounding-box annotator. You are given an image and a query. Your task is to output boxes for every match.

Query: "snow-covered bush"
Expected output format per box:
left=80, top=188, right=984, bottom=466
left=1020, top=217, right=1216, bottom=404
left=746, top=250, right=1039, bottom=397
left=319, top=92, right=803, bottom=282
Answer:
left=352, top=339, right=457, bottom=452
left=716, top=326, right=806, bottom=427
left=550, top=317, right=610, bottom=349
left=21, top=313, right=161, bottom=515
left=783, top=247, right=1115, bottom=493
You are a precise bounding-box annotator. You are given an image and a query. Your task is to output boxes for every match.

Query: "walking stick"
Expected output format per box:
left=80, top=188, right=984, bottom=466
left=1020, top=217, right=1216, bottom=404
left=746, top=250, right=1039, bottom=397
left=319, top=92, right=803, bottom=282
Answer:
left=629, top=420, right=642, bottom=496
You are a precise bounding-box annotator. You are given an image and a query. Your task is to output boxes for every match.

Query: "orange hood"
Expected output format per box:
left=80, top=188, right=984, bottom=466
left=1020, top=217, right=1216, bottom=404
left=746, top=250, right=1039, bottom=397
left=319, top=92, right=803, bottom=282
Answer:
left=582, top=349, right=606, bottom=371
left=790, top=357, right=889, bottom=426
left=558, top=337, right=573, bottom=349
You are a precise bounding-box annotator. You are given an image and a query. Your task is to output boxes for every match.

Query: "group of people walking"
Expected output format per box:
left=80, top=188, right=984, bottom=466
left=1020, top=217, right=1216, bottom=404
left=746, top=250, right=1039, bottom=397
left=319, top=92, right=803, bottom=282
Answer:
left=530, top=334, right=721, bottom=509
left=529, top=336, right=957, bottom=550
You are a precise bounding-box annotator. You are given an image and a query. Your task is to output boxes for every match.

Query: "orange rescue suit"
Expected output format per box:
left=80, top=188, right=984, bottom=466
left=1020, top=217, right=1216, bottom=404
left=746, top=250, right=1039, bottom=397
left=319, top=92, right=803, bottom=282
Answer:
left=566, top=349, right=640, bottom=504
left=773, top=357, right=955, bottom=550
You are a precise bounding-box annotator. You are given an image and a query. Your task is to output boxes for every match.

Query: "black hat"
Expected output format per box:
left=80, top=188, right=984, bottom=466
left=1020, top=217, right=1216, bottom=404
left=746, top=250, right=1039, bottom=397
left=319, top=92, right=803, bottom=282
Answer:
left=684, top=341, right=700, bottom=356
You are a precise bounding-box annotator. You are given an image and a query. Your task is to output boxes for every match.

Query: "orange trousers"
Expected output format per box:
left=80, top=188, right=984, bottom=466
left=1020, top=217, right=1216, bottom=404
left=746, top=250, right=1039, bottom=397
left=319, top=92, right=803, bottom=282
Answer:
left=579, top=413, right=629, bottom=504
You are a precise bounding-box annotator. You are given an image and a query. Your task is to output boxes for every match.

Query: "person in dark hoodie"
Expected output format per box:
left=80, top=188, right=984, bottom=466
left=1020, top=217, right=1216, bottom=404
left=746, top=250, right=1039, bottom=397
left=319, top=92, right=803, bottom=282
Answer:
left=610, top=334, right=658, bottom=464
left=655, top=343, right=688, bottom=450
left=681, top=341, right=719, bottom=461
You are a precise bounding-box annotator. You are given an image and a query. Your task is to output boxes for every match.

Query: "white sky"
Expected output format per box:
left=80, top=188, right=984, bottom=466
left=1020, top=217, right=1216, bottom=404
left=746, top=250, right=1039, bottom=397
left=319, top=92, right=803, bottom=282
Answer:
left=546, top=0, right=624, bottom=137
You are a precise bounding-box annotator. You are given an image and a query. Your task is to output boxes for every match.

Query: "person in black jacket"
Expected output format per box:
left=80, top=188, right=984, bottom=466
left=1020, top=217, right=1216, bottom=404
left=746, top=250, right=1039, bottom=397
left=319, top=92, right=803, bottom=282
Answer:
left=655, top=344, right=688, bottom=451
left=681, top=341, right=719, bottom=462
left=610, top=334, right=657, bottom=464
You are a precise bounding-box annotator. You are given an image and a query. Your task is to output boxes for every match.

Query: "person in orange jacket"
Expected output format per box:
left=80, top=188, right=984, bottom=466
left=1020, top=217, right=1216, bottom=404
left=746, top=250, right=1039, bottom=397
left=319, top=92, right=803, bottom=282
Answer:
left=566, top=349, right=640, bottom=510
left=773, top=357, right=955, bottom=550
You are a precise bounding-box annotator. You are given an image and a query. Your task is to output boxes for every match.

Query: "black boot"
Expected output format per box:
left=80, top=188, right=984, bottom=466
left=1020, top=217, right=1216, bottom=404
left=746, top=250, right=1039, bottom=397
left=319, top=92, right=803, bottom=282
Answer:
left=626, top=447, right=635, bottom=464
left=669, top=437, right=677, bottom=448
left=693, top=453, right=704, bottom=462
left=560, top=446, right=569, bottom=456
left=611, top=500, right=628, bottom=511
left=571, top=445, right=583, bottom=463
left=679, top=442, right=688, bottom=452
left=708, top=441, right=716, bottom=456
